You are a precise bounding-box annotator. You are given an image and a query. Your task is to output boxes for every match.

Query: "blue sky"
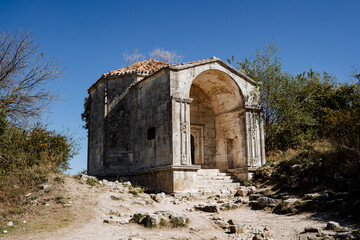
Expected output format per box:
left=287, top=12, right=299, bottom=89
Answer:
left=0, top=0, right=359, bottom=174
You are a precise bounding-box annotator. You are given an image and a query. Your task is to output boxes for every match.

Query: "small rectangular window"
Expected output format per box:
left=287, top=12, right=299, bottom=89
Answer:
left=147, top=127, right=155, bottom=140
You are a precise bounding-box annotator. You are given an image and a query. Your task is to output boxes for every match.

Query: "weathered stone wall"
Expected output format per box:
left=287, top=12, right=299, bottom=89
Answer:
left=129, top=71, right=173, bottom=171
left=88, top=83, right=105, bottom=175
left=189, top=85, right=216, bottom=168
left=102, top=76, right=136, bottom=174
left=214, top=110, right=247, bottom=170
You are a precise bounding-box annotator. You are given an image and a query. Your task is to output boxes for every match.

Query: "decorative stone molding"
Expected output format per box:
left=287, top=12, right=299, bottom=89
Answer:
left=172, top=97, right=193, bottom=166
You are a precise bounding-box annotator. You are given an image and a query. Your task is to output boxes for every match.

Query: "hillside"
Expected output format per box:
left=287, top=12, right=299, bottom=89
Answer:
left=0, top=174, right=359, bottom=240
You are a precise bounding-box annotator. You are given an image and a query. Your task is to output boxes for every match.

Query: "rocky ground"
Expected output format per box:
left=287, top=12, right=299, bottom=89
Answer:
left=0, top=174, right=359, bottom=240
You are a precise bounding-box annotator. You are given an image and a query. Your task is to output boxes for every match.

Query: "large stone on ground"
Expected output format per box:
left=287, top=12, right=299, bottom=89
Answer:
left=236, top=188, right=248, bottom=196
left=229, top=224, right=244, bottom=233
left=325, top=221, right=342, bottom=231
left=140, top=214, right=161, bottom=228
left=304, top=226, right=320, bottom=232
left=194, top=204, right=219, bottom=213
left=169, top=213, right=187, bottom=225
left=257, top=197, right=282, bottom=208
left=249, top=194, right=263, bottom=201
left=214, top=219, right=229, bottom=229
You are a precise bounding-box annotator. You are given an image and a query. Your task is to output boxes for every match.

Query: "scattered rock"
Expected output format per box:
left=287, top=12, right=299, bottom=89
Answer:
left=304, top=226, right=320, bottom=232
left=194, top=204, right=219, bottom=213
left=228, top=219, right=241, bottom=225
left=190, top=226, right=200, bottom=232
left=304, top=193, right=321, bottom=200
left=236, top=188, right=248, bottom=196
left=131, top=212, right=147, bottom=224
left=213, top=219, right=229, bottom=229
left=247, top=186, right=257, bottom=194
left=283, top=198, right=299, bottom=203
left=257, top=197, right=282, bottom=208
left=169, top=213, right=187, bottom=226
left=249, top=194, right=263, bottom=201
left=325, top=221, right=342, bottom=231
left=229, top=224, right=244, bottom=233
left=6, top=221, right=13, bottom=227
left=150, top=193, right=165, bottom=203
left=110, top=195, right=121, bottom=200
left=103, top=219, right=117, bottom=225
left=122, top=181, right=132, bottom=187
left=39, top=184, right=51, bottom=190
left=141, top=214, right=161, bottom=228
left=252, top=233, right=265, bottom=240
left=2, top=230, right=8, bottom=234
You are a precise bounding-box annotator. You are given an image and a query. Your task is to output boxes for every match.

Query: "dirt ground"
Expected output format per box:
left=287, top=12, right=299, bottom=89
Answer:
left=1, top=175, right=357, bottom=240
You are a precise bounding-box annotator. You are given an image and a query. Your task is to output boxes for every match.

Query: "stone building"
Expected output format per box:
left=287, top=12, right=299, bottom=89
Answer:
left=87, top=57, right=265, bottom=193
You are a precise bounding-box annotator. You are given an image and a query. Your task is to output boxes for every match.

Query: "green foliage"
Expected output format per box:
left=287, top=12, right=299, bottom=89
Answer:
left=86, top=177, right=98, bottom=186
left=170, top=217, right=188, bottom=227
left=0, top=113, right=78, bottom=204
left=159, top=218, right=167, bottom=227
left=322, top=81, right=360, bottom=173
left=129, top=185, right=145, bottom=196
left=229, top=42, right=338, bottom=153
left=81, top=96, right=90, bottom=131
left=54, top=176, right=65, bottom=184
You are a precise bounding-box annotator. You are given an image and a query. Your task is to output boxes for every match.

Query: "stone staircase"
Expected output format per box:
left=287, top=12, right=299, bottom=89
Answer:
left=196, top=169, right=241, bottom=195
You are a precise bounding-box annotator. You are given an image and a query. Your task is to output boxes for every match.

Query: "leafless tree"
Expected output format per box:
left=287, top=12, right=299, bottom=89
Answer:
left=0, top=31, right=62, bottom=124
left=123, top=48, right=182, bottom=64
left=149, top=48, right=182, bottom=64
left=123, top=49, right=145, bottom=64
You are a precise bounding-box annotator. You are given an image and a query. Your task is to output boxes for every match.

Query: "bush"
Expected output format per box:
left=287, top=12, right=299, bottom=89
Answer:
left=0, top=114, right=77, bottom=205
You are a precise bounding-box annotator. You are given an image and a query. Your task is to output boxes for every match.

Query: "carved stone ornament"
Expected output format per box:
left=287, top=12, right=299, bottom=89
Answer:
left=181, top=155, right=187, bottom=165
left=180, top=122, right=187, bottom=133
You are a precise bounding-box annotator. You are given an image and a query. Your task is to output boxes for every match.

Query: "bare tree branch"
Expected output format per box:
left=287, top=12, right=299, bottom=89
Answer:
left=0, top=31, right=62, bottom=124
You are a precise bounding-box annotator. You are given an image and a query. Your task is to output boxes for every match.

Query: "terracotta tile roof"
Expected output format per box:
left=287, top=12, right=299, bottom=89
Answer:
left=101, top=58, right=172, bottom=79
left=89, top=57, right=218, bottom=92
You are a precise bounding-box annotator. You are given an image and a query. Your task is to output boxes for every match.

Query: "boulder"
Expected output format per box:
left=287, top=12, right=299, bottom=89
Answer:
left=194, top=204, right=219, bottom=213
left=140, top=214, right=161, bottom=228
left=229, top=224, right=244, bottom=233
left=304, top=226, right=320, bottom=232
left=169, top=213, right=187, bottom=225
left=257, top=197, right=282, bottom=208
left=228, top=219, right=241, bottom=225
left=103, top=219, right=117, bottom=225
left=304, top=193, right=321, bottom=200
left=249, top=194, right=264, bottom=201
left=236, top=188, right=248, bottom=196
left=214, top=219, right=229, bottom=229
left=325, top=221, right=342, bottom=231
left=39, top=184, right=51, bottom=190
left=150, top=193, right=165, bottom=203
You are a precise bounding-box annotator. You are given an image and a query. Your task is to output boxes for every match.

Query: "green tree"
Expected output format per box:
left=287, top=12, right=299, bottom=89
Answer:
left=229, top=42, right=337, bottom=153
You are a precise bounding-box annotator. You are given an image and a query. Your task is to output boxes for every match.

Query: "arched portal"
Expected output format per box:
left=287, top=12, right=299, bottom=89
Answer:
left=189, top=70, right=247, bottom=171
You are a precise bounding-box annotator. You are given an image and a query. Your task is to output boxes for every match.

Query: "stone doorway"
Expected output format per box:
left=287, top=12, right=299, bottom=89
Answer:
left=190, top=125, right=204, bottom=165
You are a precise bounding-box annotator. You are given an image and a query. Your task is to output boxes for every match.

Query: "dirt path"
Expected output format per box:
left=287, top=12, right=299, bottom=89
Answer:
left=2, top=176, right=355, bottom=240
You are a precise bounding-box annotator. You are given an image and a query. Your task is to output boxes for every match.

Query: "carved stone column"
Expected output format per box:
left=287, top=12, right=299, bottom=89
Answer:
left=172, top=97, right=192, bottom=166
left=245, top=105, right=264, bottom=168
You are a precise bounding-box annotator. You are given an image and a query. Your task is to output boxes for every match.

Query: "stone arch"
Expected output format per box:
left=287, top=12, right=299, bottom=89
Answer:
left=188, top=69, right=247, bottom=171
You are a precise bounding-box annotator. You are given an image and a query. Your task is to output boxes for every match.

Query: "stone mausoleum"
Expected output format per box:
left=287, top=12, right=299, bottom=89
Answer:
left=87, top=57, right=265, bottom=193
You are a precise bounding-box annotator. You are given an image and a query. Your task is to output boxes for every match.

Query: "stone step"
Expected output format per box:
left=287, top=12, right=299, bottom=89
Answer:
left=196, top=169, right=241, bottom=193
left=197, top=176, right=232, bottom=180
left=197, top=169, right=220, bottom=176
left=197, top=179, right=236, bottom=184
left=197, top=183, right=240, bottom=188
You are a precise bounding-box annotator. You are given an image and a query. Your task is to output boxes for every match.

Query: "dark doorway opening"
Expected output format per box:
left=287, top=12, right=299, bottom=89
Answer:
left=191, top=134, right=195, bottom=164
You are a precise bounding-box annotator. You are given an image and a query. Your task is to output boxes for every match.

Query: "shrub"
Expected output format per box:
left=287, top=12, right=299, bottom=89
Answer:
left=86, top=177, right=98, bottom=186
left=0, top=115, right=78, bottom=205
